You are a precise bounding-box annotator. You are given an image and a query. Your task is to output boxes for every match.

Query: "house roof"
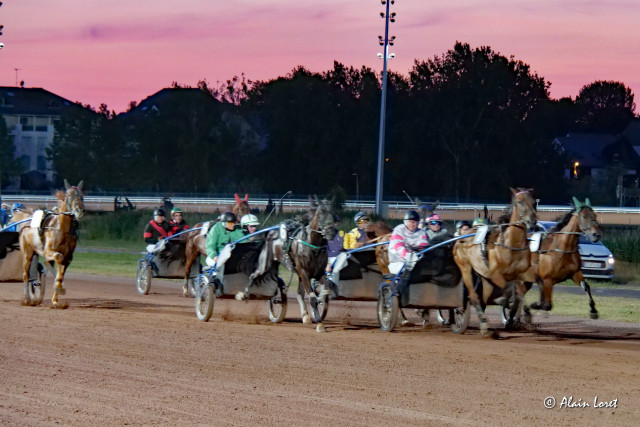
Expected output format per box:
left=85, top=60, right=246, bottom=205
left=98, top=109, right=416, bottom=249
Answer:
left=0, top=86, right=85, bottom=116
left=554, top=133, right=618, bottom=168
left=118, top=88, right=222, bottom=118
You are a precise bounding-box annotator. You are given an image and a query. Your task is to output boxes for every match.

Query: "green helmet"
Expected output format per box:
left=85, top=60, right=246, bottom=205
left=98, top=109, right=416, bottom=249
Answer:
left=472, top=217, right=488, bottom=227
left=171, top=207, right=183, bottom=214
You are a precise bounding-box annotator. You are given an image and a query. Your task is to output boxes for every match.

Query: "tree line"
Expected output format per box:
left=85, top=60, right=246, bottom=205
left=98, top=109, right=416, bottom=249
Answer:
left=11, top=42, right=639, bottom=204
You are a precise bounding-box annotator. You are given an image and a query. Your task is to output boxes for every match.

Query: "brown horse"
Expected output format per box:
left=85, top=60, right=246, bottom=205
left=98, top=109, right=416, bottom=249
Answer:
left=233, top=193, right=251, bottom=219
left=524, top=197, right=603, bottom=319
left=183, top=221, right=212, bottom=296
left=182, top=193, right=252, bottom=297
left=19, top=180, right=85, bottom=307
left=276, top=196, right=337, bottom=332
left=453, top=188, right=537, bottom=335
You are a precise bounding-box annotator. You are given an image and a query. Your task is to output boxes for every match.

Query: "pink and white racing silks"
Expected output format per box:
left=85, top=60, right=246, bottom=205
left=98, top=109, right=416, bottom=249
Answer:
left=389, top=223, right=429, bottom=264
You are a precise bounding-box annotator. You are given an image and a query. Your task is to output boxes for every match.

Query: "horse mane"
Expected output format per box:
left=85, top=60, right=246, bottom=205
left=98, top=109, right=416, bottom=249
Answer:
left=551, top=208, right=576, bottom=232
left=496, top=206, right=512, bottom=224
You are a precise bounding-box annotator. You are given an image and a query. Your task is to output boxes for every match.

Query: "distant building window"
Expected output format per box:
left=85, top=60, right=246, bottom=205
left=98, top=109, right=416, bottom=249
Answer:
left=22, top=125, right=34, bottom=131
left=35, top=125, right=48, bottom=132
left=20, top=117, right=28, bottom=125
left=37, top=156, right=47, bottom=171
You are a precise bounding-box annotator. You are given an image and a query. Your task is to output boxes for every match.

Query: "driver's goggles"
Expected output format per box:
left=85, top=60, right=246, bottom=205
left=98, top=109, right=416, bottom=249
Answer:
left=429, top=221, right=442, bottom=226
left=226, top=221, right=236, bottom=227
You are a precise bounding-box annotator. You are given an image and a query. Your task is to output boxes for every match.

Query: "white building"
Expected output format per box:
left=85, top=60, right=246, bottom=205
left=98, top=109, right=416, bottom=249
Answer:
left=0, top=86, right=88, bottom=188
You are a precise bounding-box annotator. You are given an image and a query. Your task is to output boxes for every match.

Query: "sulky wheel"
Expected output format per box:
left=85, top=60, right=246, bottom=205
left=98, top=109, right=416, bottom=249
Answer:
left=436, top=309, right=454, bottom=326
left=377, top=284, right=399, bottom=332
left=268, top=279, right=288, bottom=323
left=450, top=299, right=471, bottom=334
left=136, top=259, right=152, bottom=295
left=195, top=275, right=214, bottom=322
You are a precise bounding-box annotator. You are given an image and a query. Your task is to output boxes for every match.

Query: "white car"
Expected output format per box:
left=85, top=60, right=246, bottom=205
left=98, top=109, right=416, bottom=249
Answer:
left=535, top=221, right=614, bottom=280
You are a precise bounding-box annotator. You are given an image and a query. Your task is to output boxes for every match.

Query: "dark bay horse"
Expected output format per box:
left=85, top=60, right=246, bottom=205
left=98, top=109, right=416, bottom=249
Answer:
left=20, top=180, right=85, bottom=307
left=524, top=197, right=603, bottom=319
left=277, top=196, right=337, bottom=332
left=453, top=188, right=537, bottom=336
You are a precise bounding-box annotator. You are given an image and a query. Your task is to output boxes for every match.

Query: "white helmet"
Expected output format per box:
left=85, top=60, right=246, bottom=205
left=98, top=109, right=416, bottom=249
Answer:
left=240, top=214, right=259, bottom=227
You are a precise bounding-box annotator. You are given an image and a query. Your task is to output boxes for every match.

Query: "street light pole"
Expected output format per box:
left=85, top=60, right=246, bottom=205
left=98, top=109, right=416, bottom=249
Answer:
left=352, top=173, right=359, bottom=208
left=375, top=0, right=396, bottom=216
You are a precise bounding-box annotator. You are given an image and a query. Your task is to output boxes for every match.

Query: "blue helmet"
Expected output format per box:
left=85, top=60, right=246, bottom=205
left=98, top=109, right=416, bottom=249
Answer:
left=12, top=202, right=25, bottom=212
left=353, top=211, right=370, bottom=223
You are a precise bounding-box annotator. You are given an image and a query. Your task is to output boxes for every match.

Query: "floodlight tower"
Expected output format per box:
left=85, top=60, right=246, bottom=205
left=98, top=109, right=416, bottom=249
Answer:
left=375, top=0, right=396, bottom=215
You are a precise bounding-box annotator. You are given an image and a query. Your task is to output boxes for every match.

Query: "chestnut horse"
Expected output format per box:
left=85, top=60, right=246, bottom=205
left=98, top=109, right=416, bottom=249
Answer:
left=523, top=197, right=603, bottom=319
left=19, top=180, right=85, bottom=307
left=276, top=196, right=337, bottom=332
left=453, top=188, right=537, bottom=335
left=182, top=193, right=252, bottom=296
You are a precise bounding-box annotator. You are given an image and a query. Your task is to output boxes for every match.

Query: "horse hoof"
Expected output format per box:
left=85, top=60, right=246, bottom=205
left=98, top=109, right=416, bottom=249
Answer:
left=421, top=320, right=432, bottom=329
left=302, top=314, right=312, bottom=324
left=590, top=312, right=599, bottom=320
left=235, top=292, right=245, bottom=301
left=316, top=323, right=326, bottom=333
left=480, top=323, right=491, bottom=337
left=400, top=319, right=412, bottom=327
left=182, top=286, right=189, bottom=297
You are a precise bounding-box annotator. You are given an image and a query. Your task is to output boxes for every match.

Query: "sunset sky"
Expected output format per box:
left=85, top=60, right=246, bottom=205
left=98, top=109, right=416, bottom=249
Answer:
left=1, top=0, right=639, bottom=114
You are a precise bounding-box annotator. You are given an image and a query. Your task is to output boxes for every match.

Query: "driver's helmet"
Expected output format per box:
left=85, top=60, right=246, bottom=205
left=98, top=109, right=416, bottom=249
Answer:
left=403, top=210, right=420, bottom=222
left=353, top=211, right=370, bottom=224
left=455, top=220, right=471, bottom=231
left=220, top=211, right=237, bottom=223
left=240, top=214, right=259, bottom=227
left=472, top=217, right=488, bottom=227
left=153, top=208, right=166, bottom=217
left=1, top=203, right=8, bottom=210
left=170, top=207, right=183, bottom=215
left=427, top=213, right=443, bottom=224
left=12, top=202, right=25, bottom=212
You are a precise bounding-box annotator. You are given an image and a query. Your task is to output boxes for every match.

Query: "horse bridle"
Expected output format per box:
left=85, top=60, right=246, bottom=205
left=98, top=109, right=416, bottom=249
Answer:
left=493, top=193, right=536, bottom=251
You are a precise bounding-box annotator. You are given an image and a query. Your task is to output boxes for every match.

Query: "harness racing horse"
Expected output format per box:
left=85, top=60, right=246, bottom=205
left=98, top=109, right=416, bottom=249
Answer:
left=523, top=197, right=603, bottom=320
left=183, top=221, right=210, bottom=296
left=182, top=193, right=251, bottom=297
left=453, top=188, right=537, bottom=336
left=233, top=193, right=251, bottom=219
left=19, top=180, right=85, bottom=307
left=278, top=196, right=337, bottom=332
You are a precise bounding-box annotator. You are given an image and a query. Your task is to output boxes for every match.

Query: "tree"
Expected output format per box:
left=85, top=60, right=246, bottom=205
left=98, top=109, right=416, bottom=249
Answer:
left=575, top=80, right=636, bottom=133
left=0, top=114, right=23, bottom=188
left=400, top=42, right=554, bottom=201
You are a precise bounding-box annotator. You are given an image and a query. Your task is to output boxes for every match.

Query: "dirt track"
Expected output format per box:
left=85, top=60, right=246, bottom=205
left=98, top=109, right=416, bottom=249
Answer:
left=1, top=274, right=639, bottom=426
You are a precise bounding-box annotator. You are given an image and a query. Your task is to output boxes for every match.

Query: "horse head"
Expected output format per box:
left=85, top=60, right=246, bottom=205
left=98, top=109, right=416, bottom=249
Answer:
left=63, top=179, right=85, bottom=219
left=416, top=198, right=440, bottom=229
left=312, top=195, right=338, bottom=241
left=233, top=193, right=251, bottom=218
left=572, top=197, right=603, bottom=243
left=510, top=187, right=537, bottom=231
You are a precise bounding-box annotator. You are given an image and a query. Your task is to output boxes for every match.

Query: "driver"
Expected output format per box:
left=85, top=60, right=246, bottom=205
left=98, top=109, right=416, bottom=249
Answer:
left=169, top=207, right=190, bottom=234
left=388, top=210, right=429, bottom=275
left=344, top=211, right=371, bottom=249
left=205, top=212, right=246, bottom=266
left=143, top=208, right=171, bottom=245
